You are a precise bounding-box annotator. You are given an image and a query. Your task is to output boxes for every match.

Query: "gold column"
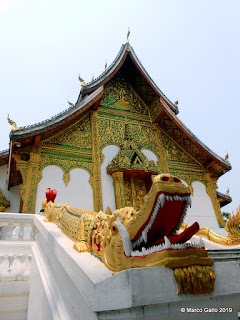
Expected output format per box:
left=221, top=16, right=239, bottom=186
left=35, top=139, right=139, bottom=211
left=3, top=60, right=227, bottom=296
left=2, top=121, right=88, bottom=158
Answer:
left=130, top=177, right=137, bottom=208
left=90, top=111, right=103, bottom=211
left=153, top=123, right=170, bottom=173
left=16, top=152, right=41, bottom=213
left=112, top=172, right=126, bottom=209
left=204, top=172, right=225, bottom=227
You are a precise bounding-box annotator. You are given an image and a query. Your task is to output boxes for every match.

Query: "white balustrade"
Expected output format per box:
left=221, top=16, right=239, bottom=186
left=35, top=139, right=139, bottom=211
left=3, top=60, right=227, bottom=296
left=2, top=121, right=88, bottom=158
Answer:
left=0, top=253, right=32, bottom=281
left=0, top=213, right=38, bottom=241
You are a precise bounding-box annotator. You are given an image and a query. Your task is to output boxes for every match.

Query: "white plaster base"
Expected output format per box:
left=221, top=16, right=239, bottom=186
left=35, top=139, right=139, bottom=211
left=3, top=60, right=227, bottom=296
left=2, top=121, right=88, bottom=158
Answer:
left=1, top=214, right=240, bottom=320
left=30, top=216, right=240, bottom=319
left=0, top=281, right=29, bottom=320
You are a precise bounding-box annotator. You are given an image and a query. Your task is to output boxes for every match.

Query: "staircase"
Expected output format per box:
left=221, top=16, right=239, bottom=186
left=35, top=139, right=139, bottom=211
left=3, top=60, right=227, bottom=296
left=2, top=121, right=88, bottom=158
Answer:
left=208, top=249, right=240, bottom=262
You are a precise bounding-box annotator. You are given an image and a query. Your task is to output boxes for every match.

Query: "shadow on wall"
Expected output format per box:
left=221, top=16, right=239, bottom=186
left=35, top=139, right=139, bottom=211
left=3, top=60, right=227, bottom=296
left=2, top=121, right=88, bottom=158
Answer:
left=35, top=165, right=93, bottom=213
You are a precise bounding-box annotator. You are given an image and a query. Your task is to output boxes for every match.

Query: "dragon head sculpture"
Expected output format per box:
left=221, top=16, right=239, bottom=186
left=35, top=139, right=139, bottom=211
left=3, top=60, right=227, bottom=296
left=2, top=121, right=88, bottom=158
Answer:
left=44, top=173, right=215, bottom=294
left=90, top=174, right=212, bottom=272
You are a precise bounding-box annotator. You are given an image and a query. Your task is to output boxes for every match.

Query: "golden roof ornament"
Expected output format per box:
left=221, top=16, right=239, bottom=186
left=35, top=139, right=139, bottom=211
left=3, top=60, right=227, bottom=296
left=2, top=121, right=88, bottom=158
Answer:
left=174, top=99, right=178, bottom=107
left=68, top=100, right=74, bottom=107
left=226, top=187, right=230, bottom=197
left=7, top=114, right=18, bottom=131
left=126, top=27, right=130, bottom=51
left=105, top=206, right=112, bottom=215
left=78, top=74, right=86, bottom=87
left=225, top=152, right=229, bottom=162
left=105, top=61, right=107, bottom=72
left=92, top=74, right=94, bottom=81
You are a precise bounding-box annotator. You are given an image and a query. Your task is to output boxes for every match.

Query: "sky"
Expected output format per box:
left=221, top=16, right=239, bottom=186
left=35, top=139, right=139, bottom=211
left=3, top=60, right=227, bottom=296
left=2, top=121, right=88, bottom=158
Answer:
left=0, top=0, right=239, bottom=215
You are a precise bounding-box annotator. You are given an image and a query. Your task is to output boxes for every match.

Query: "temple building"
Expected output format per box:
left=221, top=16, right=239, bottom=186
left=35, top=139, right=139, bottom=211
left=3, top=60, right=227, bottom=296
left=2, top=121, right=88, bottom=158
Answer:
left=0, top=42, right=232, bottom=234
left=1, top=41, right=240, bottom=320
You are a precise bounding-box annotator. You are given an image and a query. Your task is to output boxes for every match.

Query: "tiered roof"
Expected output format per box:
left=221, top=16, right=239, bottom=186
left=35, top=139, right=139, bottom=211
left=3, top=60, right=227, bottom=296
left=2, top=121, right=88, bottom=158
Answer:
left=0, top=42, right=231, bottom=190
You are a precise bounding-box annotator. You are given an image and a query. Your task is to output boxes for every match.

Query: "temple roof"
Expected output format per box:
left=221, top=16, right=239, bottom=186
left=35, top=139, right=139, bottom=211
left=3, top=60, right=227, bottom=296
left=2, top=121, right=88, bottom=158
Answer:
left=9, top=86, right=103, bottom=146
left=0, top=149, right=9, bottom=166
left=216, top=191, right=232, bottom=208
left=0, top=42, right=231, bottom=178
left=159, top=100, right=231, bottom=175
left=77, top=44, right=178, bottom=114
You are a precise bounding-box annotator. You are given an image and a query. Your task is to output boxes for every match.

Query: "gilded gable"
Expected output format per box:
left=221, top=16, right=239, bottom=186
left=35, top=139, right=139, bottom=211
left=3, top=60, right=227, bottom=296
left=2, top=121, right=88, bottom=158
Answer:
left=161, top=129, right=200, bottom=166
left=42, top=115, right=91, bottom=151
left=100, top=73, right=149, bottom=115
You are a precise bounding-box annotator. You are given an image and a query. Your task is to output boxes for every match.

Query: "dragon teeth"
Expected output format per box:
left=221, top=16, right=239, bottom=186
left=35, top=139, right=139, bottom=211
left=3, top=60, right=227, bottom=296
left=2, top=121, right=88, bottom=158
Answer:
left=130, top=239, right=200, bottom=257
left=142, top=230, right=147, bottom=243
left=187, top=196, right=192, bottom=208
left=164, top=236, right=171, bottom=248
left=117, top=217, right=132, bottom=257
left=131, top=194, right=193, bottom=256
left=159, top=194, right=165, bottom=207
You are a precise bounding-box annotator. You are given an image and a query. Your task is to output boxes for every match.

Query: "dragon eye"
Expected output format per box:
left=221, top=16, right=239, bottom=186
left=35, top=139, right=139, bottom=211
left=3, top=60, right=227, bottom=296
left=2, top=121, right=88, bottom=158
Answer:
left=162, top=176, right=170, bottom=182
left=112, top=223, right=118, bottom=233
left=174, top=177, right=181, bottom=183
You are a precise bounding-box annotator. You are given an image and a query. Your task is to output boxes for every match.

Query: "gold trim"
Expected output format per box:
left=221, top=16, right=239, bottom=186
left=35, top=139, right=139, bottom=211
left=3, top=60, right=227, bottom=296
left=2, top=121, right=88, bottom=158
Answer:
left=204, top=173, right=225, bottom=227
left=15, top=151, right=41, bottom=213
left=174, top=265, right=215, bottom=295
left=0, top=188, right=10, bottom=212
left=98, top=108, right=150, bottom=123
left=90, top=111, right=103, bottom=211
left=153, top=124, right=169, bottom=173
left=112, top=171, right=126, bottom=208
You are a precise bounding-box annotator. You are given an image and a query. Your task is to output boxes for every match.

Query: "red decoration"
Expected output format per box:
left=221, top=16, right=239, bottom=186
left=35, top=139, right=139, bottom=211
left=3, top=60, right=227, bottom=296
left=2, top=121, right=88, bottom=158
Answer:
left=45, top=188, right=57, bottom=203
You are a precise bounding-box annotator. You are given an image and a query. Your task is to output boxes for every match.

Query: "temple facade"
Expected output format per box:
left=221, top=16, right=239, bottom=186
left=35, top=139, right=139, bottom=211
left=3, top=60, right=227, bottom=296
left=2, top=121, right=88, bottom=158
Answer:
left=0, top=42, right=231, bottom=233
left=1, top=42, right=240, bottom=320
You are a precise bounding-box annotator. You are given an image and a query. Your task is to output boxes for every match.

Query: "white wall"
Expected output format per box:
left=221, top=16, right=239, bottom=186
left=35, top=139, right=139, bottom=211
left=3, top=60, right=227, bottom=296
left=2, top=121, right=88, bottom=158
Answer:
left=101, top=145, right=120, bottom=213
left=185, top=181, right=222, bottom=231
left=35, top=165, right=93, bottom=213
left=0, top=164, right=21, bottom=213
left=141, top=149, right=158, bottom=164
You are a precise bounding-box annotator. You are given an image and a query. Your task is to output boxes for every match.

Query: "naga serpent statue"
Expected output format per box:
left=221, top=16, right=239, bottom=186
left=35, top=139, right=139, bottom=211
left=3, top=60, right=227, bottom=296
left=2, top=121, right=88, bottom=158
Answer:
left=181, top=206, right=240, bottom=246
left=42, top=174, right=215, bottom=294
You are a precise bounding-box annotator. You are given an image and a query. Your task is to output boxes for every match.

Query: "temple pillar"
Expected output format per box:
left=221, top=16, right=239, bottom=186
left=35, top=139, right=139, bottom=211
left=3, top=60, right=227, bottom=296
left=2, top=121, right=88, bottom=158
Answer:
left=90, top=111, right=103, bottom=211
left=152, top=123, right=169, bottom=173
left=112, top=172, right=126, bottom=209
left=204, top=172, right=225, bottom=227
left=130, top=177, right=137, bottom=208
left=16, top=152, right=41, bottom=213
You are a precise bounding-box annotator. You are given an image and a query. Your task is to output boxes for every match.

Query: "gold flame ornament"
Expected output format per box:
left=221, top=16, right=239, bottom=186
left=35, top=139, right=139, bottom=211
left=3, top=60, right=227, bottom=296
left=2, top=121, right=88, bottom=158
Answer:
left=78, top=74, right=86, bottom=87
left=126, top=28, right=130, bottom=50
left=7, top=114, right=18, bottom=131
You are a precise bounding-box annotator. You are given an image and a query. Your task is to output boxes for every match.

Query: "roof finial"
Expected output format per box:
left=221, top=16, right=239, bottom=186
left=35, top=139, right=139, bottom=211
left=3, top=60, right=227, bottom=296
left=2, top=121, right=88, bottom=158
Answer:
left=78, top=74, right=86, bottom=87
left=105, top=61, right=107, bottom=72
left=126, top=27, right=130, bottom=51
left=174, top=99, right=178, bottom=107
left=225, top=151, right=229, bottom=162
left=68, top=100, right=74, bottom=107
left=7, top=114, right=18, bottom=131
left=226, top=187, right=230, bottom=197
left=92, top=74, right=94, bottom=81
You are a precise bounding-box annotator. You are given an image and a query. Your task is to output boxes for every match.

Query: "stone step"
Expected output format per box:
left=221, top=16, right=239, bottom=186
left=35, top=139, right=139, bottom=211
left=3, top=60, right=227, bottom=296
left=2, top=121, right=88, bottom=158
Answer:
left=208, top=249, right=240, bottom=255
left=208, top=249, right=240, bottom=262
